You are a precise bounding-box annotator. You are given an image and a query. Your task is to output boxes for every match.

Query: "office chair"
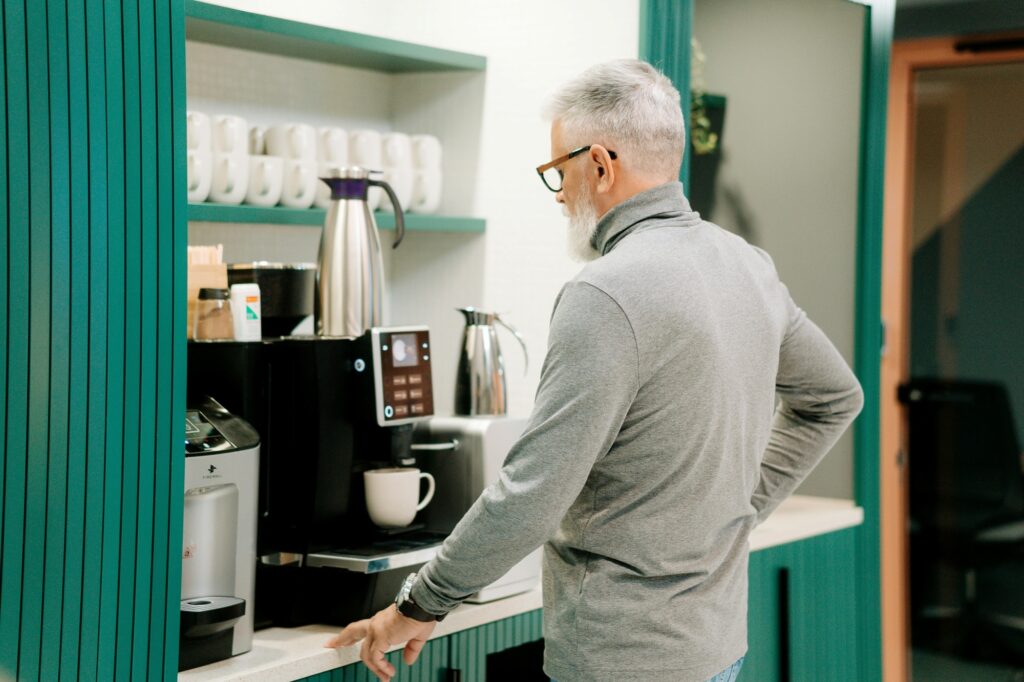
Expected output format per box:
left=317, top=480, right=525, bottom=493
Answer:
left=901, top=378, right=1024, bottom=663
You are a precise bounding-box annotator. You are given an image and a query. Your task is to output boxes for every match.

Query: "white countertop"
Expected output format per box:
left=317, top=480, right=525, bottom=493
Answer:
left=180, top=494, right=862, bottom=682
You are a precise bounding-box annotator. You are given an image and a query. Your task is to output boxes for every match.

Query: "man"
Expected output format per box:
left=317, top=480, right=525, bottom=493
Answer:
left=326, top=59, right=864, bottom=682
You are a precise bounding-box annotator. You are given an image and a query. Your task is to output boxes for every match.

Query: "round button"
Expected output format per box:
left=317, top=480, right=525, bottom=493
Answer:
left=384, top=405, right=394, bottom=418
left=354, top=358, right=366, bottom=372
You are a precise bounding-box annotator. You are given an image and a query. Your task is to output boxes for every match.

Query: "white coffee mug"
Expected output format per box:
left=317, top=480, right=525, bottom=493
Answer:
left=208, top=153, right=249, bottom=205
left=280, top=159, right=317, bottom=209
left=212, top=114, right=248, bottom=155
left=248, top=125, right=267, bottom=155
left=382, top=132, right=412, bottom=167
left=349, top=129, right=382, bottom=169
left=363, top=467, right=435, bottom=528
left=317, top=127, right=349, bottom=165
left=186, top=111, right=211, bottom=152
left=410, top=168, right=442, bottom=214
left=411, top=134, right=442, bottom=169
left=378, top=167, right=414, bottom=214
left=245, top=155, right=284, bottom=207
left=187, top=149, right=213, bottom=203
left=314, top=161, right=340, bottom=209
left=266, top=123, right=317, bottom=161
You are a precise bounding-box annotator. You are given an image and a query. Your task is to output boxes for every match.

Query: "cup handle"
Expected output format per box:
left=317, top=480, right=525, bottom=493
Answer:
left=416, top=472, right=435, bottom=511
left=188, top=154, right=199, bottom=191
left=257, top=160, right=269, bottom=196
left=222, top=155, right=234, bottom=192
left=218, top=118, right=232, bottom=153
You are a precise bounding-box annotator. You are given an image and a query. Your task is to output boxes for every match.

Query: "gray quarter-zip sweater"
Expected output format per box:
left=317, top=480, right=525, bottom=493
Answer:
left=410, top=182, right=864, bottom=682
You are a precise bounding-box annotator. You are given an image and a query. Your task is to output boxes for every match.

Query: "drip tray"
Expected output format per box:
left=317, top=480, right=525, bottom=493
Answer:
left=307, top=530, right=447, bottom=574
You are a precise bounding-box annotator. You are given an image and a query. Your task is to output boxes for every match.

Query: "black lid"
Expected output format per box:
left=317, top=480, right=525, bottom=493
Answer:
left=198, top=287, right=230, bottom=300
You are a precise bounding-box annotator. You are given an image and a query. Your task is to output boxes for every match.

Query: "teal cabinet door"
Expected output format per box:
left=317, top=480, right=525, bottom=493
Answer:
left=747, top=528, right=859, bottom=682
left=788, top=529, right=859, bottom=682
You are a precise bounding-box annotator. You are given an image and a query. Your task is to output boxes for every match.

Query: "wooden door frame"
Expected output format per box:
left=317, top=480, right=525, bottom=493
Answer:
left=880, top=31, right=1024, bottom=682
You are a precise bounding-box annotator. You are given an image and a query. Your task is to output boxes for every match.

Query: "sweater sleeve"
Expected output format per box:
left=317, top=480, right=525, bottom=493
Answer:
left=750, top=282, right=865, bottom=524
left=410, top=281, right=639, bottom=615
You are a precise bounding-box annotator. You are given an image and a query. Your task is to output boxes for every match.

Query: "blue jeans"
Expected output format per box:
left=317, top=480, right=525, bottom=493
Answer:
left=551, top=656, right=745, bottom=682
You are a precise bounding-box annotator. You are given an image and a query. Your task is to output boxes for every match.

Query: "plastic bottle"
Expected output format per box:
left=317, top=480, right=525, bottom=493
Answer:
left=230, top=283, right=262, bottom=341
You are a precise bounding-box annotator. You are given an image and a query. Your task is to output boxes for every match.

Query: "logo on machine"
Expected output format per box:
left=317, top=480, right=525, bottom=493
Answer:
left=208, top=464, right=217, bottom=474
left=202, top=464, right=222, bottom=481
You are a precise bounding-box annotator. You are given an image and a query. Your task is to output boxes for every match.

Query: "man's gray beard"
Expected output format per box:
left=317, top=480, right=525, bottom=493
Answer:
left=565, top=182, right=600, bottom=262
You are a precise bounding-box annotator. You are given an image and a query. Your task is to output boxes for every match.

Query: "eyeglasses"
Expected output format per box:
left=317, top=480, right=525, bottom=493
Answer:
left=535, top=145, right=618, bottom=193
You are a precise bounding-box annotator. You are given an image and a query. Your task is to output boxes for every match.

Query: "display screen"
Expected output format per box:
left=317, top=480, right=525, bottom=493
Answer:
left=390, top=333, right=419, bottom=368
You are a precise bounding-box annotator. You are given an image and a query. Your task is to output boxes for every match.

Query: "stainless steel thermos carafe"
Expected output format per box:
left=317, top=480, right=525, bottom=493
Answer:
left=455, top=307, right=528, bottom=416
left=316, top=167, right=406, bottom=337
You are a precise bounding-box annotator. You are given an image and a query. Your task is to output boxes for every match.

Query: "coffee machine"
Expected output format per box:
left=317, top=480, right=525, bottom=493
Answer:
left=180, top=398, right=260, bottom=671
left=187, top=326, right=445, bottom=627
left=414, top=416, right=542, bottom=603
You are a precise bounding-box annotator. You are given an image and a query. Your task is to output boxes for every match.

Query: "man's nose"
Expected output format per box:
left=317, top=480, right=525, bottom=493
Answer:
left=555, top=189, right=565, bottom=205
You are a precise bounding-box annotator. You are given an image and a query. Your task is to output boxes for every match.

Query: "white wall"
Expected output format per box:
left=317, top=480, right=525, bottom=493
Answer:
left=189, top=0, right=640, bottom=417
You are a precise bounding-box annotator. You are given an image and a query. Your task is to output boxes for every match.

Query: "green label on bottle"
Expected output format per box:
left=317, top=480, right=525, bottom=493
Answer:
left=246, top=305, right=258, bottom=320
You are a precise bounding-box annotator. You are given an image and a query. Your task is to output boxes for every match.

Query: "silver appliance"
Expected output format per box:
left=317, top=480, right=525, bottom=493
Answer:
left=316, top=167, right=406, bottom=337
left=180, top=398, right=260, bottom=671
left=454, top=307, right=529, bottom=416
left=414, top=416, right=541, bottom=602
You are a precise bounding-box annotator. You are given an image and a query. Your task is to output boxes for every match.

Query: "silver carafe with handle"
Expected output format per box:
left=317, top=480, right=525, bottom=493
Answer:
left=455, top=307, right=529, bottom=416
left=316, top=167, right=405, bottom=337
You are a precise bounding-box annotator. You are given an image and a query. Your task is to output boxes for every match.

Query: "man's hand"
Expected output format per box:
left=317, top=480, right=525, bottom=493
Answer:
left=324, top=604, right=437, bottom=682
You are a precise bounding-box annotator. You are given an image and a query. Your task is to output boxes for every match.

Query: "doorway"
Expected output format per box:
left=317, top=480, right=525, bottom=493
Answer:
left=881, top=33, right=1024, bottom=681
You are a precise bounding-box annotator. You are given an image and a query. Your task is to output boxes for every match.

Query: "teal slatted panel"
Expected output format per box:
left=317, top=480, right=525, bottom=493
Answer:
left=0, top=3, right=7, bottom=660
left=79, top=0, right=111, bottom=674
left=40, top=0, right=71, bottom=679
left=20, top=0, right=53, bottom=678
left=115, top=0, right=142, bottom=677
left=335, top=636, right=448, bottom=682
left=161, top=0, right=188, bottom=675
left=790, top=529, right=859, bottom=681
left=448, top=610, right=543, bottom=681
left=133, top=0, right=159, bottom=675
left=60, top=0, right=91, bottom=676
left=638, top=0, right=693, bottom=191
left=0, top=0, right=26, bottom=674
left=97, top=0, right=126, bottom=677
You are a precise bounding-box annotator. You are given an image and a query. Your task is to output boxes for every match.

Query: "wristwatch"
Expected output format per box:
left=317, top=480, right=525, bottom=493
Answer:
left=395, top=572, right=446, bottom=622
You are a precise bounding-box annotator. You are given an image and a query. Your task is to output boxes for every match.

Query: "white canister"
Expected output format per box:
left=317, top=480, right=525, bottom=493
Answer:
left=230, top=283, right=262, bottom=341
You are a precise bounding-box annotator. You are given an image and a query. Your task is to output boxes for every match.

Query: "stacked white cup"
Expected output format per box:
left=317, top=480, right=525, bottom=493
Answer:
left=245, top=125, right=284, bottom=207
left=266, top=123, right=318, bottom=209
left=410, top=134, right=442, bottom=214
left=209, top=114, right=250, bottom=205
left=186, top=111, right=213, bottom=203
left=379, top=132, right=415, bottom=214
left=315, top=127, right=349, bottom=209
left=349, top=129, right=383, bottom=210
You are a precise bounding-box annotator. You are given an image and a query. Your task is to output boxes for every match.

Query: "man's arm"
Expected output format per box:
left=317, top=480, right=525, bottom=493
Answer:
left=409, top=280, right=640, bottom=615
left=751, top=288, right=864, bottom=524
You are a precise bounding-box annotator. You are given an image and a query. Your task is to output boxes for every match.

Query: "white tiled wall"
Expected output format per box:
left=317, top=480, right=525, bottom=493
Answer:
left=189, top=0, right=640, bottom=417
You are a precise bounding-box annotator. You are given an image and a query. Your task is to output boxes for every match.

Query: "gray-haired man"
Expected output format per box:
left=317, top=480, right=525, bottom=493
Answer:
left=326, top=59, right=863, bottom=682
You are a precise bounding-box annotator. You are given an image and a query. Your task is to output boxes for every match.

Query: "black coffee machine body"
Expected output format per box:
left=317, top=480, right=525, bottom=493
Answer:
left=188, top=327, right=444, bottom=627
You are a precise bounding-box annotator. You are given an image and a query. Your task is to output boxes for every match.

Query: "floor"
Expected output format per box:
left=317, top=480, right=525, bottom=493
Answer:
left=913, top=649, right=1024, bottom=681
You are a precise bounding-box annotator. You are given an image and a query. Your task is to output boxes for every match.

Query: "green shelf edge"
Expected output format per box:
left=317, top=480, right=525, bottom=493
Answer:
left=184, top=1, right=486, bottom=73
left=187, top=203, right=485, bottom=233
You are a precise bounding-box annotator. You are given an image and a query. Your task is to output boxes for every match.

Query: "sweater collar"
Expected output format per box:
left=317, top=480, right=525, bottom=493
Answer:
left=592, top=181, right=697, bottom=255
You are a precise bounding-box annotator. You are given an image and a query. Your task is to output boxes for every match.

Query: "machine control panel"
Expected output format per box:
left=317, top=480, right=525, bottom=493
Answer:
left=371, top=327, right=435, bottom=426
left=185, top=410, right=235, bottom=454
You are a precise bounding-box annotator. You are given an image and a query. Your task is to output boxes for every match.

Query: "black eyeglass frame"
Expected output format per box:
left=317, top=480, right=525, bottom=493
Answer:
left=536, top=145, right=618, bottom=192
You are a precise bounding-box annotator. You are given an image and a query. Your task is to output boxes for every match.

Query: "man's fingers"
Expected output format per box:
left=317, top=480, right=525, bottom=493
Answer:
left=403, top=635, right=427, bottom=665
left=361, top=631, right=396, bottom=681
left=324, top=620, right=369, bottom=648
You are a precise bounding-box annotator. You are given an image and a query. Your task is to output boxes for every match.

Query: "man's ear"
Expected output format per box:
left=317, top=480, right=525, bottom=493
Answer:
left=591, top=145, right=615, bottom=193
